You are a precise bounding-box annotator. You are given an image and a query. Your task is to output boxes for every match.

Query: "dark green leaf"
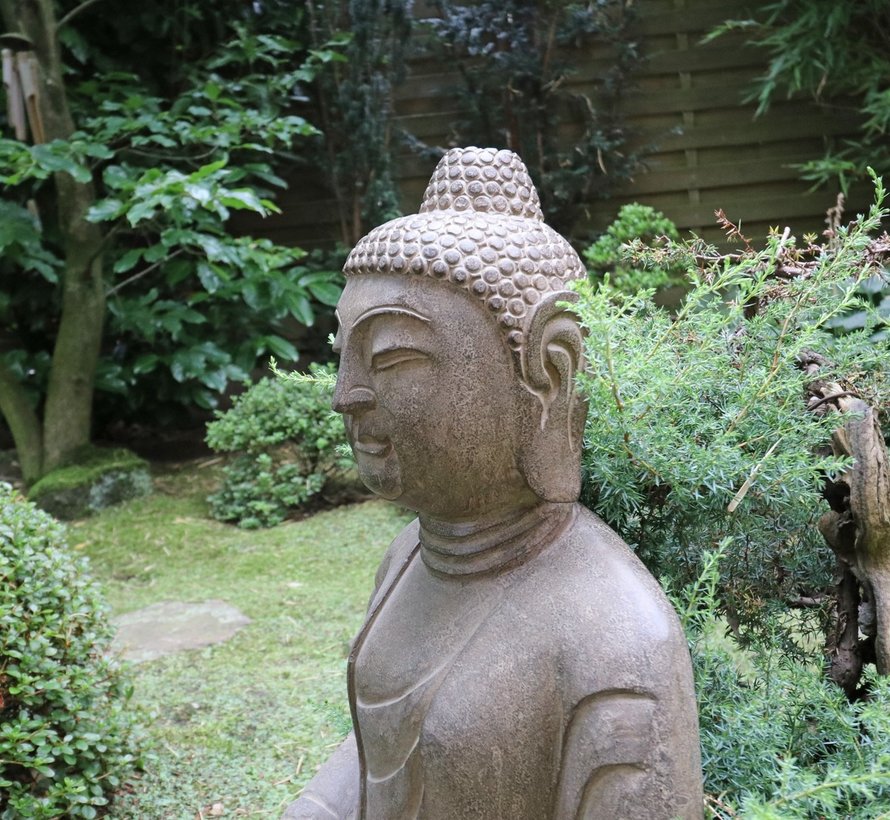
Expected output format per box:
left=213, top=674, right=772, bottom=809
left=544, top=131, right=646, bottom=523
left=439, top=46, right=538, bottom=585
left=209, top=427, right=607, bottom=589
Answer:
left=308, top=281, right=342, bottom=306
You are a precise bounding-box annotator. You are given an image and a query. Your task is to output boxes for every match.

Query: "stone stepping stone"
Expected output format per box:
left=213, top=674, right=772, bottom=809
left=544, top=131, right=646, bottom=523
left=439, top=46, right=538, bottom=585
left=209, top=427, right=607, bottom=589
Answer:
left=112, top=599, right=251, bottom=663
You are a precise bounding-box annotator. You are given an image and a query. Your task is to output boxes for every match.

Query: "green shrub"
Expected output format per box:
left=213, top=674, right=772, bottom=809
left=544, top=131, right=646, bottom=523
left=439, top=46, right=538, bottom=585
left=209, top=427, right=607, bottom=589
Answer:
left=571, top=183, right=888, bottom=648
left=0, top=483, right=142, bottom=819
left=206, top=364, right=351, bottom=528
left=678, top=550, right=890, bottom=818
left=583, top=203, right=686, bottom=294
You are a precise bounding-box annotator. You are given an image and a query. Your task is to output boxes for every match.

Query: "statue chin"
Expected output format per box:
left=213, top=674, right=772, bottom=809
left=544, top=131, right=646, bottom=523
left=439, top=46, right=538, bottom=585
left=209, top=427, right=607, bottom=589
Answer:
left=354, top=450, right=402, bottom=501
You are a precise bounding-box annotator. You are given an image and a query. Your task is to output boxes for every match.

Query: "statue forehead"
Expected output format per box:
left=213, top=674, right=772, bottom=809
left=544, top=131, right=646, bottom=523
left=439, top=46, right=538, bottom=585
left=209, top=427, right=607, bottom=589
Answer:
left=335, top=273, right=504, bottom=348
left=342, top=146, right=585, bottom=356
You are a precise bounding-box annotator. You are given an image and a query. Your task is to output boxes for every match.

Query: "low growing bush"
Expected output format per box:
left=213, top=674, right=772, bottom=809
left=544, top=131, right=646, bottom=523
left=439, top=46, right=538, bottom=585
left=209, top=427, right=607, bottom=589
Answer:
left=206, top=364, right=352, bottom=528
left=0, top=483, right=141, bottom=819
left=583, top=203, right=687, bottom=294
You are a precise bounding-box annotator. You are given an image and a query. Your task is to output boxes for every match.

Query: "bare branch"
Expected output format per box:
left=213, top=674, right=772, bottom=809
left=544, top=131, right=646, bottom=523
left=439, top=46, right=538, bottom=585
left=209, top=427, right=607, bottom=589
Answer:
left=807, top=391, right=857, bottom=411
left=56, top=0, right=107, bottom=29
left=786, top=595, right=826, bottom=609
left=105, top=249, right=184, bottom=297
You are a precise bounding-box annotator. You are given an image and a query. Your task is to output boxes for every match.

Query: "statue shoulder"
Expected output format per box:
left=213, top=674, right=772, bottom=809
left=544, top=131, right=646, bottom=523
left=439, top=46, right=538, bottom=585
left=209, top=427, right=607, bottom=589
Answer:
left=541, top=504, right=689, bottom=671
left=562, top=504, right=675, bottom=614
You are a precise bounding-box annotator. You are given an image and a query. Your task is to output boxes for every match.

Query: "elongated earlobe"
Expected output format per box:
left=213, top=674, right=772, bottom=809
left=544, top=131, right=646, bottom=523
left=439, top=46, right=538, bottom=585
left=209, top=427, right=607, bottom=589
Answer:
left=518, top=292, right=588, bottom=502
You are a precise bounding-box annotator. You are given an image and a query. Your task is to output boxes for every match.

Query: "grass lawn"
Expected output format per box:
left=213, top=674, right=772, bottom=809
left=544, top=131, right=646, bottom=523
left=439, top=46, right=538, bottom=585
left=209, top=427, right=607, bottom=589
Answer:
left=70, top=462, right=410, bottom=818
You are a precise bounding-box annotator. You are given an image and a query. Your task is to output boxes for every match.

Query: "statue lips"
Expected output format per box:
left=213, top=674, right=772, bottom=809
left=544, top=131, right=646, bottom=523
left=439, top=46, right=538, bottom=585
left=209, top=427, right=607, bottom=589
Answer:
left=353, top=435, right=392, bottom=458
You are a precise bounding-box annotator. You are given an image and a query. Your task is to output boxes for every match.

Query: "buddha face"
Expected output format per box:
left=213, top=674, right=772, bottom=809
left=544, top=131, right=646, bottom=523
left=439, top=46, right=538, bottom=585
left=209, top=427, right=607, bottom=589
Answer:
left=332, top=273, right=538, bottom=519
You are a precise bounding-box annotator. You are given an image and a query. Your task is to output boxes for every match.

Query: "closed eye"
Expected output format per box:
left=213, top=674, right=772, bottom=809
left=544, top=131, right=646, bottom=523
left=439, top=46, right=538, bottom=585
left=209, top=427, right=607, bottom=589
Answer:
left=371, top=347, right=430, bottom=371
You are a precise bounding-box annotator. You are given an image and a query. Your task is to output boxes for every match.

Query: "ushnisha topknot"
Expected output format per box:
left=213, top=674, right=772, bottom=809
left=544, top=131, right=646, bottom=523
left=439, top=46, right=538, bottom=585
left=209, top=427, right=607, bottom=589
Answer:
left=343, top=147, right=585, bottom=352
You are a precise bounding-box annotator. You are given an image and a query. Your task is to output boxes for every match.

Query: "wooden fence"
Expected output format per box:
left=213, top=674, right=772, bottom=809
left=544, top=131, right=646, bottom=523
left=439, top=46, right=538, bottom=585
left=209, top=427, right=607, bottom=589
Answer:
left=259, top=0, right=863, bottom=251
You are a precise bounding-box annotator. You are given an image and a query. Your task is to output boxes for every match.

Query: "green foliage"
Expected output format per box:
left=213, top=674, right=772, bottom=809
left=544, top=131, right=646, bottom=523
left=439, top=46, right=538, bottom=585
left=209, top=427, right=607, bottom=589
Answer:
left=0, top=6, right=342, bottom=422
left=572, top=180, right=889, bottom=645
left=709, top=0, right=890, bottom=191
left=303, top=0, right=413, bottom=243
left=0, top=201, right=60, bottom=286
left=677, top=549, right=890, bottom=818
left=206, top=365, right=351, bottom=528
left=583, top=204, right=686, bottom=294
left=0, top=483, right=142, bottom=819
left=423, top=0, right=640, bottom=233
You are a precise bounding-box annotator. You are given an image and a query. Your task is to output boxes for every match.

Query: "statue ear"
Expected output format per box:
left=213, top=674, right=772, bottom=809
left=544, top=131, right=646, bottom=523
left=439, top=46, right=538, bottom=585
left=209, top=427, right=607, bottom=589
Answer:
left=518, top=291, right=588, bottom=503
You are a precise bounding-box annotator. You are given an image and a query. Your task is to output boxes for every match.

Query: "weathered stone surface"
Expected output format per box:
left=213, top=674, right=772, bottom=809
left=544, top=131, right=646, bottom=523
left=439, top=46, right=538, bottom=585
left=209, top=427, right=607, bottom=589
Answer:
left=286, top=148, right=703, bottom=820
left=112, top=599, right=251, bottom=663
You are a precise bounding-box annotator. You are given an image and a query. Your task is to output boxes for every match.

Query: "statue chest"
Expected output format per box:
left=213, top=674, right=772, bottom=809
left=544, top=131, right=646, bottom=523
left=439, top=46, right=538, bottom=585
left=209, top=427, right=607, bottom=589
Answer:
left=350, top=549, right=562, bottom=819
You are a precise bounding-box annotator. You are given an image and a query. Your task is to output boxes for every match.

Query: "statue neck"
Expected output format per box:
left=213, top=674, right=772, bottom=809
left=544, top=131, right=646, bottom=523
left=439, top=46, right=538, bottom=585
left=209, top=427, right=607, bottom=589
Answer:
left=418, top=501, right=574, bottom=577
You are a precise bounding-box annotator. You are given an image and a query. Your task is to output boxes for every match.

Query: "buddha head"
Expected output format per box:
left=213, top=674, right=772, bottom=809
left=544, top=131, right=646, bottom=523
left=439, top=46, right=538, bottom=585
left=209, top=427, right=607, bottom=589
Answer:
left=332, top=147, right=588, bottom=520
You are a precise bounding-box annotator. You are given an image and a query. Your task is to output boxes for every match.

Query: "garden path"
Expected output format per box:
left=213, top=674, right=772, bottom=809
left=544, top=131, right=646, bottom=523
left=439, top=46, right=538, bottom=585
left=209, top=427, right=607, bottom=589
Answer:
left=111, top=599, right=251, bottom=663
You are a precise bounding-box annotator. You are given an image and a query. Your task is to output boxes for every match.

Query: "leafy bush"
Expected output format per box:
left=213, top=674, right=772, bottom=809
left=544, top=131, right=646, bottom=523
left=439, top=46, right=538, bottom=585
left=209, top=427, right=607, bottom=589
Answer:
left=571, top=179, right=889, bottom=648
left=206, top=364, right=351, bottom=528
left=0, top=483, right=141, bottom=819
left=678, top=550, right=890, bottom=818
left=583, top=203, right=686, bottom=294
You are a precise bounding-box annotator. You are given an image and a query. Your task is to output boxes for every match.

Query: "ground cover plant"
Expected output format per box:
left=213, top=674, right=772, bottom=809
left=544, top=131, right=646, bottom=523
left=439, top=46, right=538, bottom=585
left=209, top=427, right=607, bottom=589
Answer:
left=71, top=464, right=408, bottom=817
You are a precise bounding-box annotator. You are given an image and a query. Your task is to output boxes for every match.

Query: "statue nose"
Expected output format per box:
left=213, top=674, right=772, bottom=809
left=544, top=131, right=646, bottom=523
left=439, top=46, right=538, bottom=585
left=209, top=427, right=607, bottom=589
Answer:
left=332, top=384, right=376, bottom=415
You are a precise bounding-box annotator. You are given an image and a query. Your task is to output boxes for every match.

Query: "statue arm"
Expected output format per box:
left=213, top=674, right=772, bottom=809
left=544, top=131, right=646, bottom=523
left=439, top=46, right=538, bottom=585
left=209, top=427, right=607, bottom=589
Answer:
left=283, top=732, right=360, bottom=819
left=554, top=689, right=702, bottom=820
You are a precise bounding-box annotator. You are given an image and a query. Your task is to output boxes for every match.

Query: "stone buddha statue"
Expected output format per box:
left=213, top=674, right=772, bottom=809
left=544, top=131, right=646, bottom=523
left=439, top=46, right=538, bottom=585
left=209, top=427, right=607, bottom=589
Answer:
left=285, top=148, right=702, bottom=820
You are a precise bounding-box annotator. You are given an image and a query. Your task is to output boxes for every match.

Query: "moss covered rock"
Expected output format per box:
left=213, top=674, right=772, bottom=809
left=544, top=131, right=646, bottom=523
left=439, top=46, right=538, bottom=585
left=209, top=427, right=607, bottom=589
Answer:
left=28, top=447, right=152, bottom=519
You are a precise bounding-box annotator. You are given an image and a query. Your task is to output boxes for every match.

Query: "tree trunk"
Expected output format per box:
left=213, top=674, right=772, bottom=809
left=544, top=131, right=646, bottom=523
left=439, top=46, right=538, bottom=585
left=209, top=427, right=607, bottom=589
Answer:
left=42, top=175, right=106, bottom=473
left=837, top=403, right=890, bottom=674
left=2, top=0, right=106, bottom=474
left=0, top=357, right=43, bottom=483
left=806, top=367, right=890, bottom=689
